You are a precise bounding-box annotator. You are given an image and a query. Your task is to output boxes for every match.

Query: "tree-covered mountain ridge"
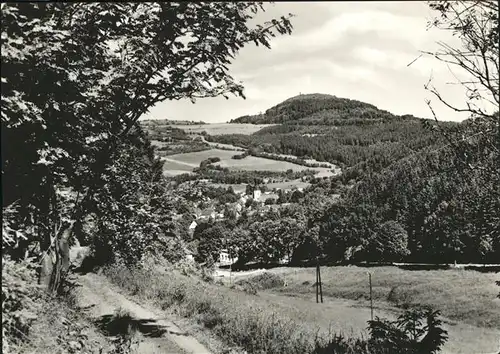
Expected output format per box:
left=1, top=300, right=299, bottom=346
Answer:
left=230, top=93, right=421, bottom=125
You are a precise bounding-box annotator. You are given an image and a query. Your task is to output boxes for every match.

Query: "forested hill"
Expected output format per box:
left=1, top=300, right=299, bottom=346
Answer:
left=210, top=94, right=456, bottom=181
left=229, top=93, right=419, bottom=125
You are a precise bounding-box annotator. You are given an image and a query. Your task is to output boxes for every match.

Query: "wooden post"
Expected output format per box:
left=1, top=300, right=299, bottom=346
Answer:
left=316, top=260, right=319, bottom=303
left=368, top=272, right=373, bottom=321
left=318, top=261, right=323, bottom=303
left=229, top=262, right=232, bottom=285
left=228, top=242, right=232, bottom=285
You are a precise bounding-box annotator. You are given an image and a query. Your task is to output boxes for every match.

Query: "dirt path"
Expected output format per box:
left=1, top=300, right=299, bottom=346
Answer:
left=72, top=272, right=212, bottom=354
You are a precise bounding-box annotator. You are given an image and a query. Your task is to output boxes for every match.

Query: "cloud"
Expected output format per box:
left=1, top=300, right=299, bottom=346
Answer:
left=141, top=2, right=481, bottom=124
left=271, top=9, right=428, bottom=55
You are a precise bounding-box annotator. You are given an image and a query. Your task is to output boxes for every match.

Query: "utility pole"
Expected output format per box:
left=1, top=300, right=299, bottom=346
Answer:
left=316, top=259, right=319, bottom=303
left=229, top=250, right=232, bottom=285
left=368, top=272, right=373, bottom=321
left=314, top=232, right=323, bottom=304
left=318, top=259, right=323, bottom=303
left=316, top=256, right=323, bottom=303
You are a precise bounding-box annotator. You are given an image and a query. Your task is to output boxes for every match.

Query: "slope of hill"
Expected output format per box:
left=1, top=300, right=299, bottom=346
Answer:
left=210, top=93, right=454, bottom=181
left=230, top=93, right=417, bottom=125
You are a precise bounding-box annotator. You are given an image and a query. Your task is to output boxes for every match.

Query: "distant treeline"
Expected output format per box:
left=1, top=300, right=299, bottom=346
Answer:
left=170, top=164, right=315, bottom=185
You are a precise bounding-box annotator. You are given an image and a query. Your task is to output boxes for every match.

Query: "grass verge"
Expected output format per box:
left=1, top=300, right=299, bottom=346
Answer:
left=13, top=291, right=112, bottom=354
left=267, top=266, right=500, bottom=328
left=103, top=263, right=421, bottom=354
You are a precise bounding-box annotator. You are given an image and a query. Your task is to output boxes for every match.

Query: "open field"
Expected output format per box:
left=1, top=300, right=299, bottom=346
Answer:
left=160, top=157, right=197, bottom=176
left=213, top=266, right=500, bottom=354
left=200, top=139, right=245, bottom=151
left=266, top=180, right=311, bottom=190
left=262, top=266, right=500, bottom=329
left=150, top=140, right=170, bottom=148
left=207, top=181, right=312, bottom=193
left=171, top=123, right=276, bottom=135
left=165, top=149, right=235, bottom=165
left=107, top=265, right=500, bottom=354
left=161, top=148, right=333, bottom=176
left=215, top=155, right=315, bottom=171
left=255, top=291, right=500, bottom=354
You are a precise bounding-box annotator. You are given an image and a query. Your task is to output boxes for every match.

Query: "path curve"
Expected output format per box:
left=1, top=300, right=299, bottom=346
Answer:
left=72, top=272, right=211, bottom=354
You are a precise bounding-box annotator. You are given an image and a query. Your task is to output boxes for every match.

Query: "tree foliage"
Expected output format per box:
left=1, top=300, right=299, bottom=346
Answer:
left=1, top=2, right=293, bottom=291
left=425, top=0, right=498, bottom=118
left=368, top=306, right=448, bottom=354
left=367, top=221, right=410, bottom=262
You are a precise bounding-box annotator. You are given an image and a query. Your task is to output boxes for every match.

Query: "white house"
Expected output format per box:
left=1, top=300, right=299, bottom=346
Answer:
left=218, top=249, right=238, bottom=265
left=184, top=248, right=195, bottom=262
left=253, top=189, right=262, bottom=201
left=188, top=220, right=198, bottom=237
left=198, top=208, right=216, bottom=221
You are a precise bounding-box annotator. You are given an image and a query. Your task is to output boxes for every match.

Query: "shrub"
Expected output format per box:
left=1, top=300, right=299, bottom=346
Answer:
left=236, top=272, right=285, bottom=290
left=230, top=281, right=258, bottom=295
left=2, top=256, right=43, bottom=353
left=208, top=156, right=221, bottom=163
left=265, top=198, right=277, bottom=205
left=367, top=306, right=448, bottom=354
left=231, top=152, right=248, bottom=159
left=3, top=257, right=114, bottom=354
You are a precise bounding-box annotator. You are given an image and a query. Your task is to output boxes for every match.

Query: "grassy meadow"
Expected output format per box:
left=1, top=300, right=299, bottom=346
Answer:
left=264, top=266, right=500, bottom=329
left=161, top=148, right=333, bottom=176
left=160, top=157, right=197, bottom=176
left=104, top=264, right=371, bottom=354
left=105, top=264, right=500, bottom=354
left=170, top=123, right=276, bottom=135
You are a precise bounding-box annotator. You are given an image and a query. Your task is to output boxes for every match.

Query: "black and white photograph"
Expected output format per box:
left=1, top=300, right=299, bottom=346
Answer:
left=2, top=1, right=499, bottom=353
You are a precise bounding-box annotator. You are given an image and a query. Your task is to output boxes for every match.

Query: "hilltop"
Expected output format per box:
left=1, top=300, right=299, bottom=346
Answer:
left=230, top=93, right=419, bottom=125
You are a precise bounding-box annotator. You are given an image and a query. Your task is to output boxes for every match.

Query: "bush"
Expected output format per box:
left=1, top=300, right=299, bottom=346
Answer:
left=236, top=272, right=285, bottom=290
left=231, top=152, right=248, bottom=160
left=208, top=156, right=221, bottom=163
left=230, top=281, right=258, bottom=295
left=2, top=256, right=114, bottom=354
left=367, top=306, right=448, bottom=354
left=2, top=256, right=43, bottom=353
left=265, top=198, right=276, bottom=205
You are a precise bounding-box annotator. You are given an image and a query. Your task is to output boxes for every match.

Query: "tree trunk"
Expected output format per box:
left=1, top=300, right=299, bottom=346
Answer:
left=39, top=250, right=54, bottom=289
left=38, top=222, right=74, bottom=294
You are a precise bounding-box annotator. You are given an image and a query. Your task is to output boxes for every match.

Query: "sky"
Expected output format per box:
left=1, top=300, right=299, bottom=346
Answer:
left=140, top=1, right=488, bottom=123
